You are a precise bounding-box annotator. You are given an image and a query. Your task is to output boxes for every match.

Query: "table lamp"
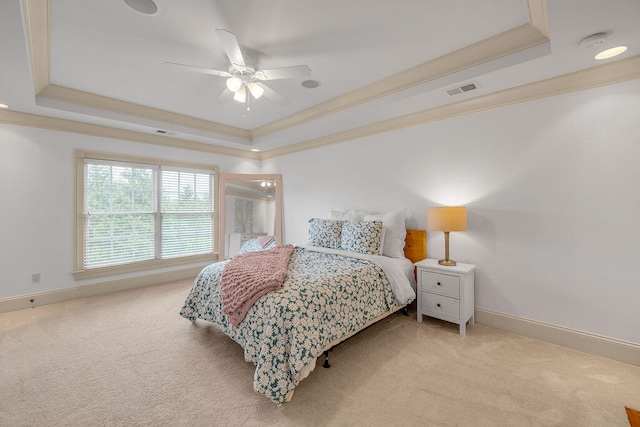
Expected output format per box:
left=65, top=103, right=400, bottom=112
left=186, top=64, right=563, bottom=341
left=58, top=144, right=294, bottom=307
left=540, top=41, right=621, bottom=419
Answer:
left=427, top=206, right=466, bottom=266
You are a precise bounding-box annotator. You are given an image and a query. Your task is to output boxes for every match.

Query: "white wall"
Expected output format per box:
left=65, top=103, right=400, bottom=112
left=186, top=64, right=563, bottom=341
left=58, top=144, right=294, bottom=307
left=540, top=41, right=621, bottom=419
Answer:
left=265, top=79, right=640, bottom=345
left=2, top=79, right=639, bottom=345
left=0, top=124, right=259, bottom=299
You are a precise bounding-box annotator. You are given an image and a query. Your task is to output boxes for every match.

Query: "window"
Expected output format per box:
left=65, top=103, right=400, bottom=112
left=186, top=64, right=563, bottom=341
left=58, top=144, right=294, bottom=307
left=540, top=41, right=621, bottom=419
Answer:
left=84, top=160, right=156, bottom=268
left=75, top=151, right=218, bottom=279
left=160, top=168, right=214, bottom=259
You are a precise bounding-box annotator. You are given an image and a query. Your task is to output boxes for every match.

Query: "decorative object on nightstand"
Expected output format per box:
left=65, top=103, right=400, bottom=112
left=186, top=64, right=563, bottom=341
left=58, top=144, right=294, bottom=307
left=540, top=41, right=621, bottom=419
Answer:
left=415, top=258, right=475, bottom=336
left=427, top=206, right=466, bottom=266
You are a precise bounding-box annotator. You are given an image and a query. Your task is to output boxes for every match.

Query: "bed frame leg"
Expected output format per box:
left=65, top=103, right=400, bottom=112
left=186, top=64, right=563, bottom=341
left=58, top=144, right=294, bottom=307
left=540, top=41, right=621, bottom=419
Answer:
left=322, top=349, right=332, bottom=368
left=402, top=306, right=409, bottom=316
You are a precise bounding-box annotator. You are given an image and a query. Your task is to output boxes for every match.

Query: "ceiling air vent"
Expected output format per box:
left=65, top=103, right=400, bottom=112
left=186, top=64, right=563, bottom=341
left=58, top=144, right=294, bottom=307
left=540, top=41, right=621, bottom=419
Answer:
left=446, top=82, right=479, bottom=96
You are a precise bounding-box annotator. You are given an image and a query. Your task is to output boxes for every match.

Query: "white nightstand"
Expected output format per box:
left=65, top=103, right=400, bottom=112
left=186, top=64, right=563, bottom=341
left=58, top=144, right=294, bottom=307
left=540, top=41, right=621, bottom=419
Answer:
left=415, top=259, right=476, bottom=336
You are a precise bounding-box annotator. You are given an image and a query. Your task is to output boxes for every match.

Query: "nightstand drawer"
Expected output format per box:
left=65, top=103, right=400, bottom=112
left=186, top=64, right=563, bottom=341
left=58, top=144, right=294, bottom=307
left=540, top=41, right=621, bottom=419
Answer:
left=421, top=292, right=460, bottom=320
left=420, top=271, right=460, bottom=297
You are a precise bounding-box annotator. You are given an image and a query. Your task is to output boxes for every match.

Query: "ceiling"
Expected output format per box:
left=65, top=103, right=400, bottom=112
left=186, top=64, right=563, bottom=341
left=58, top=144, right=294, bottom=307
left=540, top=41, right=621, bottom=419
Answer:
left=1, top=0, right=639, bottom=158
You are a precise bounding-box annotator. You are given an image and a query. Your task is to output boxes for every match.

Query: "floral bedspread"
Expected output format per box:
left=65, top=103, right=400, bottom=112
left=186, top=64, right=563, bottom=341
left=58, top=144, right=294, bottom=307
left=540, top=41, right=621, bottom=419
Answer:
left=179, top=246, right=400, bottom=404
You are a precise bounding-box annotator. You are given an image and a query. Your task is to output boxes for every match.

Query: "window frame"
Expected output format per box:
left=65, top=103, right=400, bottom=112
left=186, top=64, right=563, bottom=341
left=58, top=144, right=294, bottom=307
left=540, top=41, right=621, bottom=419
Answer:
left=74, top=150, right=219, bottom=280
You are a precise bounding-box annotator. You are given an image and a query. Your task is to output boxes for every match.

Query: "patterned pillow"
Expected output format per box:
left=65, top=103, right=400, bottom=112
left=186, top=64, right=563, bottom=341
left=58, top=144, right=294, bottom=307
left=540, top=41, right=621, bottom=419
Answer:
left=307, top=218, right=343, bottom=249
left=340, top=220, right=384, bottom=255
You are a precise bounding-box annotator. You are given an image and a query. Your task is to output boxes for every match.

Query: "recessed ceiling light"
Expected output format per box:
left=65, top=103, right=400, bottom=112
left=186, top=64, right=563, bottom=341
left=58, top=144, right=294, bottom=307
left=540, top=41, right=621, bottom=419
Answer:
left=0, top=103, right=8, bottom=109
left=123, top=0, right=158, bottom=15
left=302, top=80, right=320, bottom=89
left=579, top=31, right=629, bottom=61
left=250, top=148, right=260, bottom=152
left=595, top=46, right=628, bottom=60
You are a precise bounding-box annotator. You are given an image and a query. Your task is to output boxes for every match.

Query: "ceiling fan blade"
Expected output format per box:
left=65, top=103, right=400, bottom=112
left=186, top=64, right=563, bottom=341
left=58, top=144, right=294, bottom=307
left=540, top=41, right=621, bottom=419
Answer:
left=255, top=65, right=311, bottom=81
left=216, top=88, right=234, bottom=103
left=215, top=29, right=246, bottom=68
left=261, top=85, right=289, bottom=104
left=164, top=62, right=232, bottom=77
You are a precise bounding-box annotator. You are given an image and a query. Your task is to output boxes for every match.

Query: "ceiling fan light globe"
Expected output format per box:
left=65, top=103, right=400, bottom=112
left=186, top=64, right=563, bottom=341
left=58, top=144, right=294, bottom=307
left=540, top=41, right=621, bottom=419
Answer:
left=248, top=82, right=264, bottom=99
left=226, top=77, right=242, bottom=92
left=233, top=86, right=247, bottom=103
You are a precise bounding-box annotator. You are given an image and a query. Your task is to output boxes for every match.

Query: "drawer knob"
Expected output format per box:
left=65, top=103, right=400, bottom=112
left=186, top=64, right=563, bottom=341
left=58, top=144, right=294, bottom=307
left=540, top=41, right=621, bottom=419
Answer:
left=437, top=282, right=441, bottom=286
left=436, top=303, right=441, bottom=307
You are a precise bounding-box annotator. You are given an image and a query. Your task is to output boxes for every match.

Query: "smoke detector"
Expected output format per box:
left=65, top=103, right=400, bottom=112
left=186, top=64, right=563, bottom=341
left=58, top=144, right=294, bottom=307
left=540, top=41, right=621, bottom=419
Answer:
left=579, top=31, right=612, bottom=49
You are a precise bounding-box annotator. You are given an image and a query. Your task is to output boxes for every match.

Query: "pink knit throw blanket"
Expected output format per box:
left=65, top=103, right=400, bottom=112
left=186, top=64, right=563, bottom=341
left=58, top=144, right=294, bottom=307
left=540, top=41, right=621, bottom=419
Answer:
left=221, top=245, right=294, bottom=326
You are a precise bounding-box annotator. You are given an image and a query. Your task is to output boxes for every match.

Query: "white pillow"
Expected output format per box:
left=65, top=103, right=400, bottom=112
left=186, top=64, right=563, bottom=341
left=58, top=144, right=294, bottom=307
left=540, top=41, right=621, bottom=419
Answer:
left=328, top=209, right=364, bottom=221
left=363, top=210, right=406, bottom=258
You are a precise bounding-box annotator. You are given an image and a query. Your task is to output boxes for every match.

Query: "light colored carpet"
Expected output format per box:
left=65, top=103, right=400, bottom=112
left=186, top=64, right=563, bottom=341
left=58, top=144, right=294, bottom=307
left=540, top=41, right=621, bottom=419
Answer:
left=1, top=279, right=638, bottom=426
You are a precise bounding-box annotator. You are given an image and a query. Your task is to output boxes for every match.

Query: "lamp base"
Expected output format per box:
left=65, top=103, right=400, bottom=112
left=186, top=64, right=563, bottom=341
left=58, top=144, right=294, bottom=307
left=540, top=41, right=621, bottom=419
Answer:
left=438, top=259, right=457, bottom=266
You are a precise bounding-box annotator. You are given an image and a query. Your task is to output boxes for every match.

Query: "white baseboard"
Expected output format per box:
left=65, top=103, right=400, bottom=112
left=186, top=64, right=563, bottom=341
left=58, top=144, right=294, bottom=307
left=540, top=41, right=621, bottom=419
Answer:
left=4, top=280, right=638, bottom=367
left=0, top=266, right=202, bottom=314
left=475, top=308, right=640, bottom=367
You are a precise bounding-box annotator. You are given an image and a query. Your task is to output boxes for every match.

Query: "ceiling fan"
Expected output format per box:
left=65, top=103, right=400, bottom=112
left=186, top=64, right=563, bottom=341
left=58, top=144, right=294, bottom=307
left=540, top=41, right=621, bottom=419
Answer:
left=165, top=29, right=312, bottom=110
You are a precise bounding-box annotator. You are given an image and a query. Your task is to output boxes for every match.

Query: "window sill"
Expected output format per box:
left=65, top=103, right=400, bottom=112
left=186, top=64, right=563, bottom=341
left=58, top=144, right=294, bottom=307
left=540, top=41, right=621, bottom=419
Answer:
left=73, top=253, right=218, bottom=281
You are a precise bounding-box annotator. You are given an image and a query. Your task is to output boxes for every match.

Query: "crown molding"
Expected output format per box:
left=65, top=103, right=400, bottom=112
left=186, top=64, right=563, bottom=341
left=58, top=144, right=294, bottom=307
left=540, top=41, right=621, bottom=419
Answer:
left=22, top=0, right=249, bottom=141
left=260, top=55, right=640, bottom=159
left=251, top=0, right=549, bottom=140
left=5, top=55, right=635, bottom=162
left=0, top=108, right=259, bottom=159
left=22, top=0, right=50, bottom=95
left=37, top=84, right=251, bottom=140
left=21, top=0, right=551, bottom=156
left=14, top=0, right=639, bottom=163
left=12, top=0, right=640, bottom=160
left=528, top=0, right=550, bottom=38
left=251, top=21, right=549, bottom=141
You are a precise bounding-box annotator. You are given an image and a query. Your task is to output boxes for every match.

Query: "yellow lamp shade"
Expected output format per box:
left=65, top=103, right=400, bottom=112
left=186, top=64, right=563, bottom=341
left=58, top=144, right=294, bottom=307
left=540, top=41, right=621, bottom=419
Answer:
left=427, top=207, right=467, bottom=232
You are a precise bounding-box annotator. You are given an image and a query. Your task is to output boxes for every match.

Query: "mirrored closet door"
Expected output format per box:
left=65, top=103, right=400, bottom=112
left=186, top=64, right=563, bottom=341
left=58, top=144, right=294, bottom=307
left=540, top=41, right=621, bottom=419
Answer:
left=219, top=174, right=282, bottom=259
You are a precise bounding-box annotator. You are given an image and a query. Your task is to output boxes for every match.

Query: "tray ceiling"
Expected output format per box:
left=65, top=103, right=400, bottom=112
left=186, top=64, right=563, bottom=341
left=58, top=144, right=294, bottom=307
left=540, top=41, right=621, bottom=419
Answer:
left=0, top=0, right=639, bottom=158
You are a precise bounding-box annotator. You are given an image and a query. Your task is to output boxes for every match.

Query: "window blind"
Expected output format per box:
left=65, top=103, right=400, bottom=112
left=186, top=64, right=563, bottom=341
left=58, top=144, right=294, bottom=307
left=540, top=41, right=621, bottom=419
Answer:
left=83, top=159, right=215, bottom=270
left=161, top=168, right=214, bottom=258
left=84, top=161, right=157, bottom=268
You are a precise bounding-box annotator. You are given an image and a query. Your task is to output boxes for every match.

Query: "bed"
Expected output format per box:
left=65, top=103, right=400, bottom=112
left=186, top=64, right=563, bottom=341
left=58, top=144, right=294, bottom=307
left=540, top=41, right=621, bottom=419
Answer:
left=180, top=218, right=426, bottom=404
